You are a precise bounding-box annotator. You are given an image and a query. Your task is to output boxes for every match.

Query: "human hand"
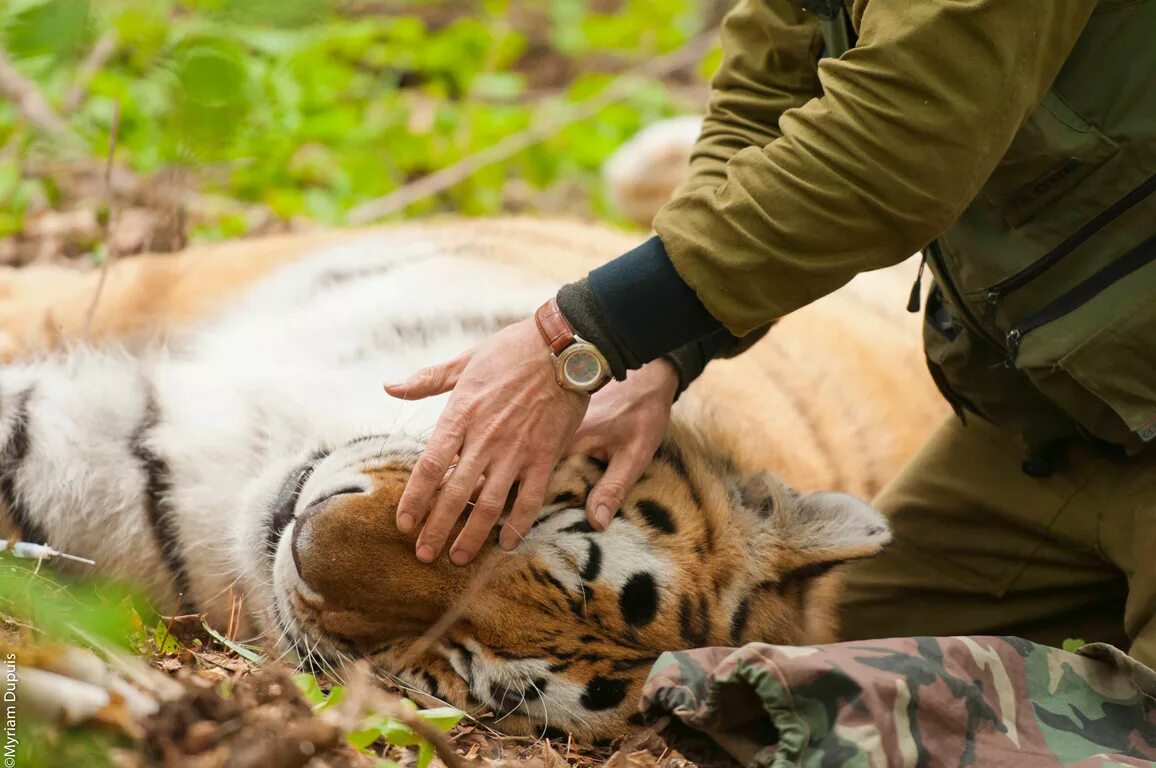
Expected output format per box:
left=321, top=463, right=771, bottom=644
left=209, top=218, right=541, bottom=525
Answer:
left=569, top=358, right=679, bottom=530
left=385, top=318, right=588, bottom=565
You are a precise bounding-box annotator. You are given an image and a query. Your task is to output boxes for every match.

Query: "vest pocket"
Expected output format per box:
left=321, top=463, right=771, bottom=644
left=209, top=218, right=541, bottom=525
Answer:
left=1009, top=237, right=1156, bottom=448
left=982, top=91, right=1120, bottom=228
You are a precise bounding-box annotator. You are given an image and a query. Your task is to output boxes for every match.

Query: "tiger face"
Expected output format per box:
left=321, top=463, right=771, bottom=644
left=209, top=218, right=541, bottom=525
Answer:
left=237, top=421, right=891, bottom=740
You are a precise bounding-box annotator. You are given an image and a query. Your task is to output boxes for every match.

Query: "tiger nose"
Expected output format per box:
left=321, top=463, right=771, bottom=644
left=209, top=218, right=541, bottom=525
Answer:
left=290, top=496, right=334, bottom=581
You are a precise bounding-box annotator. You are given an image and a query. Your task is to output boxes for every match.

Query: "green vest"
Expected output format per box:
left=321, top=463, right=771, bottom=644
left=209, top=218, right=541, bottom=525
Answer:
left=819, top=1, right=1156, bottom=459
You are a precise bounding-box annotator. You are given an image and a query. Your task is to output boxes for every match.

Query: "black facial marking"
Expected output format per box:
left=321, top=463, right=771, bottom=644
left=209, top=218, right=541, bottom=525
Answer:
left=634, top=499, right=677, bottom=534
left=581, top=540, right=603, bottom=581
left=678, top=596, right=692, bottom=642
left=619, top=572, right=659, bottom=628
left=550, top=490, right=582, bottom=507
left=586, top=455, right=609, bottom=473
left=0, top=388, right=49, bottom=547
left=563, top=519, right=596, bottom=535
left=447, top=641, right=474, bottom=672
left=422, top=672, right=442, bottom=699
left=655, top=439, right=687, bottom=476
left=678, top=594, right=711, bottom=647
left=580, top=675, right=629, bottom=711
left=730, top=597, right=752, bottom=644
left=490, top=682, right=522, bottom=715
left=132, top=390, right=197, bottom=614
left=778, top=559, right=848, bottom=590
left=700, top=513, right=717, bottom=553
left=524, top=678, right=548, bottom=701
left=610, top=656, right=658, bottom=673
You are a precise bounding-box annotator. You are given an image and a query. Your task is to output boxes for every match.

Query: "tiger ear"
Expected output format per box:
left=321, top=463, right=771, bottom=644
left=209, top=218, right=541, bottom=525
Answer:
left=782, top=491, right=891, bottom=562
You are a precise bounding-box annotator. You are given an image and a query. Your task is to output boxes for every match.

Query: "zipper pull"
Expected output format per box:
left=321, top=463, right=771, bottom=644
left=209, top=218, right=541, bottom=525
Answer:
left=906, top=256, right=926, bottom=313
left=1004, top=328, right=1022, bottom=367
left=982, top=289, right=1000, bottom=326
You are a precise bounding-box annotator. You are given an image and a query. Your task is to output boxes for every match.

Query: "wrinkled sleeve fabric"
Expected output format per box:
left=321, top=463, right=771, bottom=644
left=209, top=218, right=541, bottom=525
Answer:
left=674, top=0, right=825, bottom=198
left=657, top=0, right=1097, bottom=337
left=556, top=0, right=821, bottom=388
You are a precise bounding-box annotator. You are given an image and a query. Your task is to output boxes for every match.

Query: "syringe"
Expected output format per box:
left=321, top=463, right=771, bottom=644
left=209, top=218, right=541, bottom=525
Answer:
left=0, top=539, right=96, bottom=565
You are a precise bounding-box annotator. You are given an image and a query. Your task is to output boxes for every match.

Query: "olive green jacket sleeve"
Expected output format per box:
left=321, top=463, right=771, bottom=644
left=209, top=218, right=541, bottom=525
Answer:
left=666, top=0, right=826, bottom=366
left=657, top=0, right=1097, bottom=336
left=675, top=0, right=824, bottom=199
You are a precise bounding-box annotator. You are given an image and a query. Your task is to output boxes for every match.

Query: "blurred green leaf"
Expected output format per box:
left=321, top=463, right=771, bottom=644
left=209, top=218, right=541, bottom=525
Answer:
left=293, top=672, right=327, bottom=706
left=202, top=618, right=266, bottom=662
left=470, top=72, right=525, bottom=101
left=0, top=0, right=709, bottom=238
left=4, top=0, right=92, bottom=61
left=0, top=559, right=145, bottom=652
left=154, top=618, right=184, bottom=654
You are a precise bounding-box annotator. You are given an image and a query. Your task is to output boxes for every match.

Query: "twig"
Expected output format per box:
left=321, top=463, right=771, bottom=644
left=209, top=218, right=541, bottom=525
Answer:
left=63, top=31, right=118, bottom=115
left=346, top=31, right=717, bottom=224
left=83, top=98, right=122, bottom=341
left=0, top=47, right=71, bottom=136
left=392, top=550, right=513, bottom=672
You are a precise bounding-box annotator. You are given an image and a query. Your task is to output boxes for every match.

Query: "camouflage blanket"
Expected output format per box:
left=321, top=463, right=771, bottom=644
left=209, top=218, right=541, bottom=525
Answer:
left=640, top=637, right=1156, bottom=768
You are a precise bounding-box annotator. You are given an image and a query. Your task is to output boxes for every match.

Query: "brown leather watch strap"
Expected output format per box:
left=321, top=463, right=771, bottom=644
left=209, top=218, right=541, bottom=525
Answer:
left=534, top=297, right=575, bottom=356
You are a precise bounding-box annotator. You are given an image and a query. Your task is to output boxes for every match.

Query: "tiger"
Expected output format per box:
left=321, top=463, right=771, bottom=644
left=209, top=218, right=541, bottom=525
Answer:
left=0, top=216, right=945, bottom=740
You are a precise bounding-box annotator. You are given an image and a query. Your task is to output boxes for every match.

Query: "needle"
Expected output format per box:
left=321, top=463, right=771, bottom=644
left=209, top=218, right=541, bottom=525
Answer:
left=0, top=539, right=97, bottom=566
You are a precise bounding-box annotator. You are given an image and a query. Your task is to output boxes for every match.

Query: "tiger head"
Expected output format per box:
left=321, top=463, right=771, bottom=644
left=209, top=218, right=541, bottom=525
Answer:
left=237, top=420, right=890, bottom=740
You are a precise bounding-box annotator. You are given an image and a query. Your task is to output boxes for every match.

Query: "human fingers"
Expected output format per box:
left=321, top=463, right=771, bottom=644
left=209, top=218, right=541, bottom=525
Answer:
left=414, top=452, right=487, bottom=563
left=448, top=462, right=519, bottom=565
left=395, top=407, right=465, bottom=534
left=586, top=444, right=653, bottom=531
left=498, top=462, right=554, bottom=551
left=384, top=353, right=470, bottom=400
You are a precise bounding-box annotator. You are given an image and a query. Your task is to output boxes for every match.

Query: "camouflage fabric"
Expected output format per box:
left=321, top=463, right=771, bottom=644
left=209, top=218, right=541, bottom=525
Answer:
left=640, top=637, right=1156, bottom=768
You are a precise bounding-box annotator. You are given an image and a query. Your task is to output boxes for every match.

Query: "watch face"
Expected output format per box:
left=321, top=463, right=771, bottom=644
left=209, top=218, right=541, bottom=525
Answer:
left=562, top=348, right=605, bottom=389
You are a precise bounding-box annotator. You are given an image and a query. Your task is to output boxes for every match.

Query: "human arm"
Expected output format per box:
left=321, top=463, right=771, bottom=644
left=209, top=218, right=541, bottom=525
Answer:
left=390, top=0, right=1097, bottom=567
left=559, top=0, right=1098, bottom=367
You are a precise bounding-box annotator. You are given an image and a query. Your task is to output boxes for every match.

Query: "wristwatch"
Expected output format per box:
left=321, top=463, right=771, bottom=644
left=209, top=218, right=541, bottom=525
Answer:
left=534, top=297, right=612, bottom=394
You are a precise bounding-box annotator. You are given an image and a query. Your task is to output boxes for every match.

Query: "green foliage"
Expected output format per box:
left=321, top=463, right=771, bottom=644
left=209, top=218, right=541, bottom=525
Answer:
left=0, top=557, right=148, bottom=652
left=1062, top=637, right=1087, bottom=653
left=0, top=557, right=147, bottom=767
left=293, top=673, right=464, bottom=764
left=154, top=617, right=184, bottom=654
left=201, top=617, right=267, bottom=661
left=1, top=0, right=715, bottom=240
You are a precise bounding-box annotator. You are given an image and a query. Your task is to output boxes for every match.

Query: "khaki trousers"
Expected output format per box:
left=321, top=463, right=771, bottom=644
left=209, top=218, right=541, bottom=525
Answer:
left=838, top=415, right=1156, bottom=668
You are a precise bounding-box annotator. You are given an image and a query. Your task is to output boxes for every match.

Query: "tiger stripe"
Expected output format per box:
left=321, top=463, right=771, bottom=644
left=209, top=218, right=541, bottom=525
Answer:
left=130, top=389, right=197, bottom=615
left=0, top=388, right=48, bottom=546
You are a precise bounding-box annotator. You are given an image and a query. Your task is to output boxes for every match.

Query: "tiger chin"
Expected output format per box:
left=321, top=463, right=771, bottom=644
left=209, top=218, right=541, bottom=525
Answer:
left=0, top=230, right=891, bottom=741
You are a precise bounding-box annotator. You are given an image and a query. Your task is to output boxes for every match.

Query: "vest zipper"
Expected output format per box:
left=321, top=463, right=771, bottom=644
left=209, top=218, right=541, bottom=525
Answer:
left=1004, top=230, right=1156, bottom=366
left=986, top=171, right=1156, bottom=321
left=921, top=239, right=1003, bottom=346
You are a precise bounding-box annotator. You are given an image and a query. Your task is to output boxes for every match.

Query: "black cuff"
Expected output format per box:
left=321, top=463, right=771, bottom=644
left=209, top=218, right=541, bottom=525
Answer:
left=557, top=279, right=630, bottom=380
left=586, top=236, right=724, bottom=365
left=663, top=328, right=743, bottom=395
